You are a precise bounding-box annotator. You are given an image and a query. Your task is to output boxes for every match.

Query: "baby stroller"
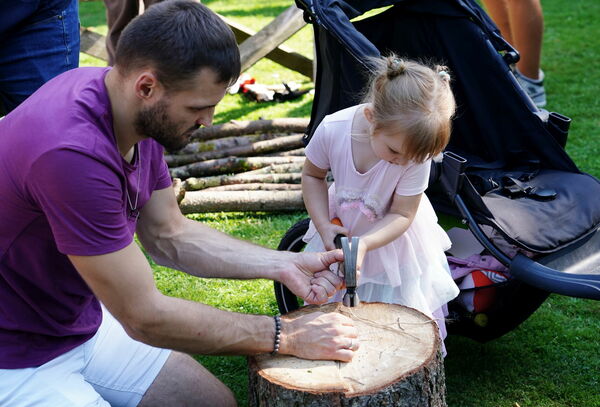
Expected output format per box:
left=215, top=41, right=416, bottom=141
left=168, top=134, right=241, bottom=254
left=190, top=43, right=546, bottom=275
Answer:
left=273, top=0, right=600, bottom=342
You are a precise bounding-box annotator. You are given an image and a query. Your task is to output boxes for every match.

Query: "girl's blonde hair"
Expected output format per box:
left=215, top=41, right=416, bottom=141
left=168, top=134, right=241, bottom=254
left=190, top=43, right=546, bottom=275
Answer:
left=361, top=54, right=456, bottom=163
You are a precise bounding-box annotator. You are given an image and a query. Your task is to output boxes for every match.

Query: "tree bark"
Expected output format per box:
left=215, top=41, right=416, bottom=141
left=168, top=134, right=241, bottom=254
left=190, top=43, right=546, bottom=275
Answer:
left=243, top=163, right=304, bottom=175
left=183, top=173, right=302, bottom=191
left=179, top=190, right=304, bottom=213
left=190, top=118, right=309, bottom=142
left=203, top=183, right=302, bottom=192
left=176, top=133, right=282, bottom=155
left=248, top=302, right=446, bottom=407
left=266, top=147, right=306, bottom=157
left=169, top=156, right=304, bottom=179
left=165, top=135, right=304, bottom=167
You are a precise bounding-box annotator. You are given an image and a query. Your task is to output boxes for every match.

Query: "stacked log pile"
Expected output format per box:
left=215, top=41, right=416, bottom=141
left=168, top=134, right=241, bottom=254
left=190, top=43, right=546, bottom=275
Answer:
left=168, top=118, right=310, bottom=214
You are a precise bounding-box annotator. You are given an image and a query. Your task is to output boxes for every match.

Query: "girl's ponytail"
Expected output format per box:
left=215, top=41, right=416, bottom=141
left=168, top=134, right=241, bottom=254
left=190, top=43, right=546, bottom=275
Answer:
left=387, top=56, right=407, bottom=80
left=435, top=65, right=451, bottom=83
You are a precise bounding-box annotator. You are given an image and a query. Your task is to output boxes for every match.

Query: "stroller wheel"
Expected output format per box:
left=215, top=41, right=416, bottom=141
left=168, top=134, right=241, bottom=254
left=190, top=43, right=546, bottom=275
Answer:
left=274, top=218, right=310, bottom=314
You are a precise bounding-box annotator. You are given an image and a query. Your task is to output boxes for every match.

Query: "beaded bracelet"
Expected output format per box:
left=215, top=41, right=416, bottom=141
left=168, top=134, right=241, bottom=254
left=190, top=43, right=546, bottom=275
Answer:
left=271, top=315, right=281, bottom=355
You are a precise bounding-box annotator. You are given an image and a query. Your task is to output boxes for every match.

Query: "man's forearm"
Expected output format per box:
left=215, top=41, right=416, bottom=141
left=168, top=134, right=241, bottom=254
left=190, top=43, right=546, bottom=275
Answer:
left=139, top=218, right=293, bottom=281
left=126, top=293, right=277, bottom=356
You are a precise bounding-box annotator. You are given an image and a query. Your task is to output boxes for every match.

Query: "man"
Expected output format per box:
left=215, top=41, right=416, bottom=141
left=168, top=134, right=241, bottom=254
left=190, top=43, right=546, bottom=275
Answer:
left=0, top=0, right=80, bottom=116
left=0, top=2, right=358, bottom=406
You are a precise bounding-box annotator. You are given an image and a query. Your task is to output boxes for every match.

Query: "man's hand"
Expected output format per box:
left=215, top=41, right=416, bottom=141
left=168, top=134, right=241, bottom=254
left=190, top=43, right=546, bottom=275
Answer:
left=280, top=250, right=345, bottom=305
left=280, top=311, right=359, bottom=362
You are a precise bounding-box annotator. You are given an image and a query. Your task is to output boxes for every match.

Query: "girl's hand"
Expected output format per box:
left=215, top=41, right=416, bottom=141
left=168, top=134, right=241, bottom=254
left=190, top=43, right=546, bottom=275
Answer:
left=318, top=223, right=349, bottom=251
left=356, top=239, right=368, bottom=272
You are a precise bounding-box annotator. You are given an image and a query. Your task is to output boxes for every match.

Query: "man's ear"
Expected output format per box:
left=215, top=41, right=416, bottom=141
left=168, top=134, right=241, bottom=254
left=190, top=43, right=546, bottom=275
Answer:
left=134, top=71, right=162, bottom=101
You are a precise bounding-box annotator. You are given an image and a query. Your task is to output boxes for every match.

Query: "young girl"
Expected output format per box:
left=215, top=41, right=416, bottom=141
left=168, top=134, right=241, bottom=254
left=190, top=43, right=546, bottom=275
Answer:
left=302, top=55, right=460, bottom=349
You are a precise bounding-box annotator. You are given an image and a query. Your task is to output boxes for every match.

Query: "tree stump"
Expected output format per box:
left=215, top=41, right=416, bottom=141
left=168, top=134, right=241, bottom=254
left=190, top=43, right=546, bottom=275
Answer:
left=248, top=302, right=446, bottom=407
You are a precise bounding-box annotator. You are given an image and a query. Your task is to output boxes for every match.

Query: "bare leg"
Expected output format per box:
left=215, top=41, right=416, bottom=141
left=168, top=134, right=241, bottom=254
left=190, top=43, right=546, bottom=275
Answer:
left=138, top=352, right=237, bottom=407
left=481, top=0, right=513, bottom=45
left=505, top=0, right=544, bottom=79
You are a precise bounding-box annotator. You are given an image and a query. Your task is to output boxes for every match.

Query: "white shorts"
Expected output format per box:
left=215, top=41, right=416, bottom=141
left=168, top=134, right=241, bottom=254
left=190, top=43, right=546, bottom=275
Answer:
left=0, top=306, right=171, bottom=407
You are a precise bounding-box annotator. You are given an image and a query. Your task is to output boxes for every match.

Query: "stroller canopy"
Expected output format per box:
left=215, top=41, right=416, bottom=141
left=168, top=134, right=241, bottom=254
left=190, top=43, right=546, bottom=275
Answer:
left=299, top=0, right=579, bottom=173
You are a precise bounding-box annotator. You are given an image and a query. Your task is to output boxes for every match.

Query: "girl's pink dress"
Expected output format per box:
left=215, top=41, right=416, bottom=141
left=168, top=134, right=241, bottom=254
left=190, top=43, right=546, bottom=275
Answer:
left=303, top=105, right=459, bottom=339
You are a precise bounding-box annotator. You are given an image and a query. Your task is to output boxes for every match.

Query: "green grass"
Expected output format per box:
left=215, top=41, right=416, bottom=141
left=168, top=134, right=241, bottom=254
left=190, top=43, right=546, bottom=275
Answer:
left=79, top=1, right=600, bottom=406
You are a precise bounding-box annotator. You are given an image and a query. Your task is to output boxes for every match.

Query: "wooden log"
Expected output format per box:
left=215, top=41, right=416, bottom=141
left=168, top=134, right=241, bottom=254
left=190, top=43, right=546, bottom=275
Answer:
left=183, top=173, right=302, bottom=191
left=242, top=163, right=304, bottom=175
left=177, top=133, right=282, bottom=155
left=165, top=134, right=304, bottom=167
left=266, top=147, right=306, bottom=157
left=203, top=183, right=302, bottom=192
left=172, top=178, right=186, bottom=204
left=248, top=302, right=446, bottom=407
left=190, top=118, right=309, bottom=142
left=170, top=156, right=304, bottom=179
left=179, top=190, right=304, bottom=213
left=238, top=5, right=307, bottom=74
left=219, top=14, right=313, bottom=78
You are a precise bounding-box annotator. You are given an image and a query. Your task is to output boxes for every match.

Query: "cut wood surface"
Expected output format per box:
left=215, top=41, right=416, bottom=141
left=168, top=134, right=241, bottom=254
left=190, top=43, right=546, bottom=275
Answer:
left=190, top=118, right=309, bottom=142
left=165, top=134, right=304, bottom=167
left=183, top=173, right=302, bottom=191
left=238, top=5, right=307, bottom=74
left=179, top=190, right=304, bottom=213
left=169, top=156, right=304, bottom=179
left=248, top=302, right=446, bottom=407
left=203, top=183, right=302, bottom=191
left=172, top=178, right=186, bottom=204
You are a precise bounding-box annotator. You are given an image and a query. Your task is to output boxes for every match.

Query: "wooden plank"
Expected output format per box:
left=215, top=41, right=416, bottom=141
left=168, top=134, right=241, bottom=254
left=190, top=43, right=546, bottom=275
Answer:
left=80, top=11, right=313, bottom=78
left=218, top=14, right=313, bottom=78
left=237, top=6, right=308, bottom=74
left=80, top=27, right=108, bottom=61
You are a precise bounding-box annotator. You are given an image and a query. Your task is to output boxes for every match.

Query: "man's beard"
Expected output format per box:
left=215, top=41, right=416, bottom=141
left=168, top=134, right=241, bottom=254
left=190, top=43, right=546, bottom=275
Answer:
left=134, top=100, right=196, bottom=152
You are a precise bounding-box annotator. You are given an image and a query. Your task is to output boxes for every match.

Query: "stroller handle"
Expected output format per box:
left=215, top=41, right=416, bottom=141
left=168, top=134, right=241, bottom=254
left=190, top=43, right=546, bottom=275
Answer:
left=511, top=254, right=600, bottom=300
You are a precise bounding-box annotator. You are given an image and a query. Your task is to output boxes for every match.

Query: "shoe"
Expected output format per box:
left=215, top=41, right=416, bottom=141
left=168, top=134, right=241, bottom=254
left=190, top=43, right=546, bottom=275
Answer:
left=515, top=69, right=547, bottom=108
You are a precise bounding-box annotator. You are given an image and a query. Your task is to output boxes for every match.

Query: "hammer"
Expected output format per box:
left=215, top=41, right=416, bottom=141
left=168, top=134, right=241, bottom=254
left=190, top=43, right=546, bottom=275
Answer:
left=335, top=235, right=360, bottom=307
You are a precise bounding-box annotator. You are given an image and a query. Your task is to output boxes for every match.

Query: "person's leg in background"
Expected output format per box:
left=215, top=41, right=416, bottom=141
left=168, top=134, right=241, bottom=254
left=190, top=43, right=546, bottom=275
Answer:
left=0, top=0, right=80, bottom=116
left=505, top=0, right=544, bottom=81
left=103, top=0, right=163, bottom=66
left=481, top=0, right=546, bottom=107
left=103, top=0, right=139, bottom=66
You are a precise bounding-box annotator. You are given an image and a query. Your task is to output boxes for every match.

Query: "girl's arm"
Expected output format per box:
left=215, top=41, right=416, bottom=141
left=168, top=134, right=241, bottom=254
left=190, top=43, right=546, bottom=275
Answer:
left=302, top=158, right=347, bottom=250
left=357, top=193, right=422, bottom=266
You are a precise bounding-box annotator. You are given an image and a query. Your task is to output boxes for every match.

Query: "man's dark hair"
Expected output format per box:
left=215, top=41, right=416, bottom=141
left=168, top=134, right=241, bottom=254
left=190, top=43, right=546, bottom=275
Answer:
left=115, top=0, right=240, bottom=89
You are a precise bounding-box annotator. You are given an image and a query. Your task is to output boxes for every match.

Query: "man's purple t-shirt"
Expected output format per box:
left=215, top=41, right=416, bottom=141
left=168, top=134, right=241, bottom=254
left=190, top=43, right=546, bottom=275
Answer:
left=0, top=67, right=172, bottom=368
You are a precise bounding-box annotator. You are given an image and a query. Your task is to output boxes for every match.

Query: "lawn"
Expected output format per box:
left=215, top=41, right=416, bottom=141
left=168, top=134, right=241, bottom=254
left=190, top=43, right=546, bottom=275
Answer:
left=79, top=1, right=599, bottom=406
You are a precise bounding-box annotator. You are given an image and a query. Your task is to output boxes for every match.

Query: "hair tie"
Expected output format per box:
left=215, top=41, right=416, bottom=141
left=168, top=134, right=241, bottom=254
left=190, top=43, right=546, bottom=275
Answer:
left=387, top=57, right=406, bottom=79
left=438, top=70, right=450, bottom=82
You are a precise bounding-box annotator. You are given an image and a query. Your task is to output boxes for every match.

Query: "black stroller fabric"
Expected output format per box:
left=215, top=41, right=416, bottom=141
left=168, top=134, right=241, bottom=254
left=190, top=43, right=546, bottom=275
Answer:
left=302, top=0, right=600, bottom=254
